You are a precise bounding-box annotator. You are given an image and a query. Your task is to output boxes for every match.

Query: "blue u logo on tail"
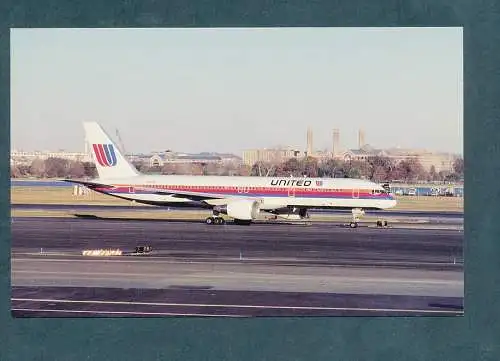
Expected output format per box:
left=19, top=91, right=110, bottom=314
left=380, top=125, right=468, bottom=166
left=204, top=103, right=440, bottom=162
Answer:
left=92, top=144, right=117, bottom=167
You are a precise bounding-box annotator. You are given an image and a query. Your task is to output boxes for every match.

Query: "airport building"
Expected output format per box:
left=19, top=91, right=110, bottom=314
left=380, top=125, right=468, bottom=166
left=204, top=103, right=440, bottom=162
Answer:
left=12, top=126, right=459, bottom=175
left=323, top=128, right=458, bottom=173
left=148, top=151, right=241, bottom=168
left=10, top=150, right=92, bottom=165
left=340, top=145, right=457, bottom=173
left=242, top=148, right=304, bottom=166
left=242, top=127, right=460, bottom=174
left=10, top=148, right=242, bottom=169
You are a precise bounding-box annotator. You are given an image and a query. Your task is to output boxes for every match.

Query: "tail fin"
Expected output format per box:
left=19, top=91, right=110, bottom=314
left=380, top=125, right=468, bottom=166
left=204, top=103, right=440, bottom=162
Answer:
left=83, top=122, right=139, bottom=179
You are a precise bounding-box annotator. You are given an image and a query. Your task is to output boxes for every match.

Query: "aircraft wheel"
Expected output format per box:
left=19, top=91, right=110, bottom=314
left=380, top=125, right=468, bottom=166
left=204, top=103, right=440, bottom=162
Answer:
left=205, top=217, right=214, bottom=225
left=349, top=222, right=358, bottom=228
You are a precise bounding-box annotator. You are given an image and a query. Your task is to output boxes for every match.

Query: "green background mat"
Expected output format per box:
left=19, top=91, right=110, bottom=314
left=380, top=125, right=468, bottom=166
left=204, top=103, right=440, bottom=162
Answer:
left=1, top=1, right=496, bottom=360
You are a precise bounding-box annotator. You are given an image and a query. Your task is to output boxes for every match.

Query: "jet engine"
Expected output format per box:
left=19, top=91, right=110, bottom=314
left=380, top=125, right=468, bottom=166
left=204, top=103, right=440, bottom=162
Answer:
left=214, top=200, right=260, bottom=221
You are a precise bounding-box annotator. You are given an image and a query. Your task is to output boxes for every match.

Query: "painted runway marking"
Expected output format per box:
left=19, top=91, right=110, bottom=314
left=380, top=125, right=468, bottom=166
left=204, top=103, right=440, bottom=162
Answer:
left=11, top=308, right=244, bottom=317
left=11, top=298, right=463, bottom=314
left=11, top=270, right=463, bottom=285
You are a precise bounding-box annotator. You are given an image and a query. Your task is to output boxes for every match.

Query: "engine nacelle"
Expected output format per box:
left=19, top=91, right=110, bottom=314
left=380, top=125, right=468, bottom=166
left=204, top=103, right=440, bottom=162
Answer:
left=214, top=200, right=260, bottom=220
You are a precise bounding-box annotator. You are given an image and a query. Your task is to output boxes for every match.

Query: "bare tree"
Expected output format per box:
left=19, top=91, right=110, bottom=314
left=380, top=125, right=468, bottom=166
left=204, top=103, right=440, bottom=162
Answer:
left=372, top=166, right=388, bottom=182
left=428, top=165, right=439, bottom=182
left=395, top=158, right=427, bottom=183
left=453, top=157, right=464, bottom=177
left=282, top=158, right=301, bottom=176
left=148, top=165, right=162, bottom=174
left=251, top=161, right=275, bottom=177
left=367, top=156, right=394, bottom=181
left=238, top=164, right=252, bottom=176
left=204, top=162, right=220, bottom=175
left=10, top=165, right=21, bottom=178
left=68, top=161, right=86, bottom=178
left=29, top=159, right=46, bottom=178
left=45, top=157, right=70, bottom=178
left=81, top=162, right=97, bottom=178
left=17, top=165, right=31, bottom=177
left=221, top=163, right=238, bottom=176
left=301, top=157, right=319, bottom=177
left=318, top=159, right=342, bottom=178
left=161, top=163, right=177, bottom=175
left=132, top=160, right=147, bottom=172
left=190, top=163, right=204, bottom=175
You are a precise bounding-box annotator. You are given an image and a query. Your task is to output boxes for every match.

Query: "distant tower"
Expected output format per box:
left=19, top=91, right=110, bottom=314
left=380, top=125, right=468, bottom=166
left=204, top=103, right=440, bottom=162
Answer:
left=358, top=129, right=365, bottom=149
left=84, top=134, right=89, bottom=156
left=116, top=129, right=126, bottom=154
left=332, top=128, right=340, bottom=156
left=307, top=127, right=313, bottom=156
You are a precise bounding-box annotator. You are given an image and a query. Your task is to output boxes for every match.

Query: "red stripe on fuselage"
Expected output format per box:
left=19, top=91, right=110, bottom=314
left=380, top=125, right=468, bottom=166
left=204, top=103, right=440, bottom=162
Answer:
left=98, top=185, right=392, bottom=199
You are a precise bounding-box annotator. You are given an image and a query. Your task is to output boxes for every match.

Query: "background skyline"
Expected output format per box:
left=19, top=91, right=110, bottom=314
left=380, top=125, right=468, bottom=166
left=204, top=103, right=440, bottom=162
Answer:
left=11, top=27, right=463, bottom=155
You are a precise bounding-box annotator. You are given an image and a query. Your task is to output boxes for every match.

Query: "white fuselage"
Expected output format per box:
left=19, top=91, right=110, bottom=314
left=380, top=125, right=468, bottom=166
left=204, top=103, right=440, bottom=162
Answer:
left=90, top=175, right=397, bottom=211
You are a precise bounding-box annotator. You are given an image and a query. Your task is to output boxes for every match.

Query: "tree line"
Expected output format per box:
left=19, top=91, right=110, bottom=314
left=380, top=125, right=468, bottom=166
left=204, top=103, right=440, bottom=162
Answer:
left=250, top=156, right=464, bottom=183
left=11, top=158, right=98, bottom=179
left=11, top=155, right=464, bottom=183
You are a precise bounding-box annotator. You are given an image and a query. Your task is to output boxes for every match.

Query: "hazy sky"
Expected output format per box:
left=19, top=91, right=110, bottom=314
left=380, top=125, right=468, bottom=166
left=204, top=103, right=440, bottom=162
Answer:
left=11, top=27, right=463, bottom=155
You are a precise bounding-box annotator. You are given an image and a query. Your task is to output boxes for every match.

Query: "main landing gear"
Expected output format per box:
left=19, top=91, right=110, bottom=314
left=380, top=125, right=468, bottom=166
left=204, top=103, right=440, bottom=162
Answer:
left=205, top=216, right=226, bottom=225
left=376, top=220, right=389, bottom=228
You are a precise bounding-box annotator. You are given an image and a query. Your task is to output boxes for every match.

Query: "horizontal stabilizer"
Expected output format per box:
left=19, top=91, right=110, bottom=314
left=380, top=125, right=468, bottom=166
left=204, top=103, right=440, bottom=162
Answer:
left=61, top=179, right=114, bottom=190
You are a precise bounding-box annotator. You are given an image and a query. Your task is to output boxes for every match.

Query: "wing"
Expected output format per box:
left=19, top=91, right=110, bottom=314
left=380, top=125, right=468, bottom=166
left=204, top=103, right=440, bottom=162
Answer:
left=61, top=179, right=113, bottom=189
left=135, top=186, right=231, bottom=202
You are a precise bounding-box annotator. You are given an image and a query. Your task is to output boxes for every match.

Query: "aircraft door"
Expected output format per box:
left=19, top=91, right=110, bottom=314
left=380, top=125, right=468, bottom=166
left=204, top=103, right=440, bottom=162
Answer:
left=352, top=188, right=359, bottom=199
left=288, top=187, right=296, bottom=197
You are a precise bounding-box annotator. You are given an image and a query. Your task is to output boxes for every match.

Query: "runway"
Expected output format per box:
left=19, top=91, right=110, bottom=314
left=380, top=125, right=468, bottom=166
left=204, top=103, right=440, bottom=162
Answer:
left=11, top=217, right=464, bottom=317
left=11, top=203, right=464, bottom=219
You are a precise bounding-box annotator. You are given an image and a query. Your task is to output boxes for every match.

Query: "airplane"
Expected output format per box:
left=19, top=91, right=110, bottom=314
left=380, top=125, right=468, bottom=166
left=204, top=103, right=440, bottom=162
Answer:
left=65, top=122, right=397, bottom=227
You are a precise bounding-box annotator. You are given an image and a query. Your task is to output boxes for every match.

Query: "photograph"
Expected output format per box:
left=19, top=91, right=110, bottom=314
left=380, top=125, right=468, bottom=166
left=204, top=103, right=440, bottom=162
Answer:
left=10, top=27, right=463, bottom=317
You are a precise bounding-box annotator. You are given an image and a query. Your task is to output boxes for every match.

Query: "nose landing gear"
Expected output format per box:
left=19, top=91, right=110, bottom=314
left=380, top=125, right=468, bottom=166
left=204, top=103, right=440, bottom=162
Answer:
left=349, top=208, right=365, bottom=228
